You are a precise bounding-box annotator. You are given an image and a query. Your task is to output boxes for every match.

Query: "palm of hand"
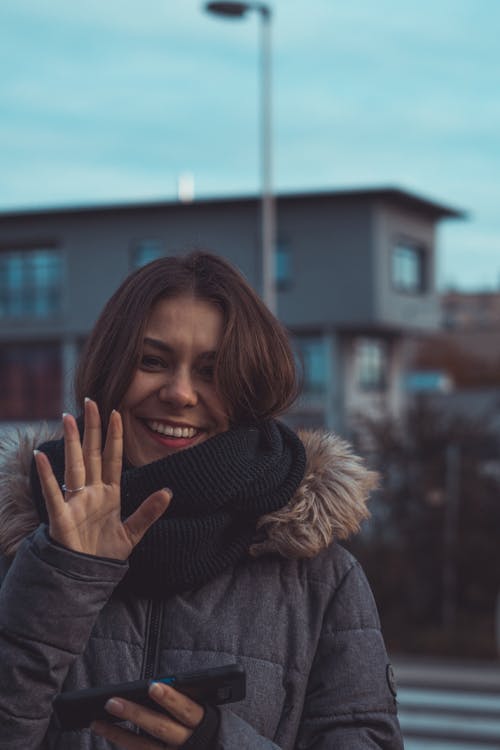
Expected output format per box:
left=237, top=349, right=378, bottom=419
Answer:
left=34, top=400, right=171, bottom=560
left=49, top=482, right=131, bottom=559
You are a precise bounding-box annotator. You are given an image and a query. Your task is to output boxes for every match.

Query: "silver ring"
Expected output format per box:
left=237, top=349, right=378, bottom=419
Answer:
left=62, top=484, right=85, bottom=494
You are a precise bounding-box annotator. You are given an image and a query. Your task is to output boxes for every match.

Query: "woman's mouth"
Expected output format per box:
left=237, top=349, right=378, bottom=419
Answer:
left=146, top=420, right=199, bottom=439
left=141, top=419, right=204, bottom=450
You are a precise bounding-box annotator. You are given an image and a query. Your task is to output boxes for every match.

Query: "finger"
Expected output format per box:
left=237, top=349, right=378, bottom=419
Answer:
left=63, top=413, right=86, bottom=492
left=123, top=490, right=172, bottom=548
left=82, top=398, right=102, bottom=485
left=33, top=450, right=66, bottom=520
left=104, top=697, right=191, bottom=746
left=102, top=410, right=123, bottom=486
left=149, top=683, right=204, bottom=730
left=91, top=720, right=167, bottom=750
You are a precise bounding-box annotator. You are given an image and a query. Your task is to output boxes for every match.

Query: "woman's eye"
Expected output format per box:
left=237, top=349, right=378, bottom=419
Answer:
left=199, top=365, right=215, bottom=381
left=140, top=355, right=165, bottom=370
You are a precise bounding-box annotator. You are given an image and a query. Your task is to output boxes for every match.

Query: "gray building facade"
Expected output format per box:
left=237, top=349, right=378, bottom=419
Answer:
left=0, top=187, right=462, bottom=434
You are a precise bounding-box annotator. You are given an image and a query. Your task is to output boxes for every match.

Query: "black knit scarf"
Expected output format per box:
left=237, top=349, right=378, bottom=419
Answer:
left=30, top=420, right=306, bottom=599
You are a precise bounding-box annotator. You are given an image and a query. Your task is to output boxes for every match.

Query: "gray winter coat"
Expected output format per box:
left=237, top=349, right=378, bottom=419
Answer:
left=0, top=427, right=403, bottom=749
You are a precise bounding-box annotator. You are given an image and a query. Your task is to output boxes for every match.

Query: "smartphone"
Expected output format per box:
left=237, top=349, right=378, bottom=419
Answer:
left=53, top=663, right=246, bottom=730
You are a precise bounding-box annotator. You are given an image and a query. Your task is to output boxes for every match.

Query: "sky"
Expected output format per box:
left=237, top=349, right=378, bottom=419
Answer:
left=1, top=0, right=499, bottom=291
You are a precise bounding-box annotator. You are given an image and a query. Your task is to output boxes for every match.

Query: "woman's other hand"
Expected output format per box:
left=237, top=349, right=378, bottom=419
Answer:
left=91, top=682, right=204, bottom=749
left=33, top=398, right=171, bottom=559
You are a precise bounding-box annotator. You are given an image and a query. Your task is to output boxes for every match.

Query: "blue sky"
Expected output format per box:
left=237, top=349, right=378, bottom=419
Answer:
left=1, top=0, right=499, bottom=290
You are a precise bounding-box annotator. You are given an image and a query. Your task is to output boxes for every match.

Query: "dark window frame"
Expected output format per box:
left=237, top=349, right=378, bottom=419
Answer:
left=0, top=246, right=63, bottom=319
left=131, top=239, right=164, bottom=269
left=275, top=238, right=292, bottom=291
left=391, top=238, right=427, bottom=295
left=356, top=337, right=387, bottom=392
left=0, top=340, right=62, bottom=419
left=293, top=333, right=327, bottom=398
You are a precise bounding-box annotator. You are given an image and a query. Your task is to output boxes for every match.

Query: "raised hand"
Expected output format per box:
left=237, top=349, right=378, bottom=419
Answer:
left=33, top=398, right=171, bottom=560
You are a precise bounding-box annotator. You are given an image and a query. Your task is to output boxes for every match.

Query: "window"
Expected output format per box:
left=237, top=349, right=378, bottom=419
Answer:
left=276, top=239, right=292, bottom=290
left=294, top=336, right=327, bottom=397
left=404, top=370, right=452, bottom=394
left=0, top=248, right=63, bottom=318
left=356, top=338, right=387, bottom=391
left=132, top=240, right=164, bottom=269
left=0, top=342, right=62, bottom=419
left=392, top=241, right=426, bottom=293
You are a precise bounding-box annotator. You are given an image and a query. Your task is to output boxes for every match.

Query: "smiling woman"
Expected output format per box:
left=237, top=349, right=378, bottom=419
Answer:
left=0, top=251, right=403, bottom=750
left=119, top=295, right=230, bottom=465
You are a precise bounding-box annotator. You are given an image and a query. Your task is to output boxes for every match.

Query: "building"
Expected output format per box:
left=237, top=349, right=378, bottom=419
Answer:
left=408, top=290, right=500, bottom=389
left=443, top=290, right=500, bottom=331
left=405, top=290, right=500, bottom=436
left=0, top=187, right=463, bottom=434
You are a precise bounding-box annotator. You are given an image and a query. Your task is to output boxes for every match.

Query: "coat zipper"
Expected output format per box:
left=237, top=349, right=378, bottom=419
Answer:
left=142, top=598, right=164, bottom=680
left=137, top=599, right=164, bottom=736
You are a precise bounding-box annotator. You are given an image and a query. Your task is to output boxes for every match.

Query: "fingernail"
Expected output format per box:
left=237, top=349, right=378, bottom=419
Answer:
left=62, top=412, right=69, bottom=418
left=149, top=682, right=164, bottom=698
left=33, top=449, right=39, bottom=456
left=105, top=698, right=124, bottom=715
left=163, top=487, right=172, bottom=496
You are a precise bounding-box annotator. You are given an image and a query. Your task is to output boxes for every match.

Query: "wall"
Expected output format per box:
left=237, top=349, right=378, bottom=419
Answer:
left=276, top=196, right=376, bottom=328
left=373, top=201, right=440, bottom=330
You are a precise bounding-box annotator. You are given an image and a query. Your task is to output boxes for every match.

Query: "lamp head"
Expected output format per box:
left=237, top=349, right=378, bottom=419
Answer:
left=205, top=2, right=249, bottom=18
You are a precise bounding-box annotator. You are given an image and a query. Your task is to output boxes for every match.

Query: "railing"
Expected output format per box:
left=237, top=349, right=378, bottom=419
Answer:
left=394, top=658, right=500, bottom=748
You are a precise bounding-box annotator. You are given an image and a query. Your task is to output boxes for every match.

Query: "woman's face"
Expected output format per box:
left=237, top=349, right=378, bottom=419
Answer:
left=120, top=295, right=230, bottom=466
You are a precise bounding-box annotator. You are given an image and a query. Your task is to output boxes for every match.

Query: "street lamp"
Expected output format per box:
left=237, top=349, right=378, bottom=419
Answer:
left=204, top=1, right=276, bottom=314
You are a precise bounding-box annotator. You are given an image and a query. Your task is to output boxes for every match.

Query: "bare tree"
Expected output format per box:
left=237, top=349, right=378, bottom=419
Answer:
left=349, top=399, right=500, bottom=658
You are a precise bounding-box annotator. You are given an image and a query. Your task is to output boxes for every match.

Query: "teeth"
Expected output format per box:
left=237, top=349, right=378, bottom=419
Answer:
left=148, top=421, right=197, bottom=439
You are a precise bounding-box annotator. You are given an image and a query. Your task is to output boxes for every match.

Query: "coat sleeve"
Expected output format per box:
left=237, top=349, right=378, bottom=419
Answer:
left=215, top=558, right=403, bottom=750
left=0, top=524, right=127, bottom=749
left=294, top=559, right=403, bottom=749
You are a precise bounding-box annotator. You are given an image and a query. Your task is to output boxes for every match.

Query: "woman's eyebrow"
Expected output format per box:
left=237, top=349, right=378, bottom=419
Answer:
left=143, top=337, right=173, bottom=353
left=143, top=337, right=217, bottom=359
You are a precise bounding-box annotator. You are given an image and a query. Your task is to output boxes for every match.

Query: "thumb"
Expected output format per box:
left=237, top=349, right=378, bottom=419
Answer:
left=123, top=488, right=172, bottom=548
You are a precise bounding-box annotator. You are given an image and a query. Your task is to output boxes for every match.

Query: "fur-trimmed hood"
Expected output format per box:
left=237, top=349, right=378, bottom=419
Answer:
left=0, top=424, right=377, bottom=560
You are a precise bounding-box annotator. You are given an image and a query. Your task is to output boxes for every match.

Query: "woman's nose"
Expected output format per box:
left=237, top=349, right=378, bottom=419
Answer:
left=158, top=369, right=197, bottom=407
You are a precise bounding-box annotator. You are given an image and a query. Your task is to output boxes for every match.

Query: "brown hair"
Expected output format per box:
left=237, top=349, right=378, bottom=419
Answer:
left=74, top=251, right=300, bottom=425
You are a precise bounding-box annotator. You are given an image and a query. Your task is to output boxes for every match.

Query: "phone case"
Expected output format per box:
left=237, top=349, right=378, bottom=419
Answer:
left=53, top=663, right=246, bottom=730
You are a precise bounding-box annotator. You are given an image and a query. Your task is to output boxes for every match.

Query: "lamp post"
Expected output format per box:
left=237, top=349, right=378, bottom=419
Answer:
left=204, top=1, right=276, bottom=314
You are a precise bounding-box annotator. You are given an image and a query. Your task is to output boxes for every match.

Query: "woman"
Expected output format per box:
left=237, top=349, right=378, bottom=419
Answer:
left=0, top=252, right=403, bottom=749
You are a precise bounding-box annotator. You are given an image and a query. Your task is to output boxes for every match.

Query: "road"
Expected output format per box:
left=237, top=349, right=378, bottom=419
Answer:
left=393, top=657, right=500, bottom=749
